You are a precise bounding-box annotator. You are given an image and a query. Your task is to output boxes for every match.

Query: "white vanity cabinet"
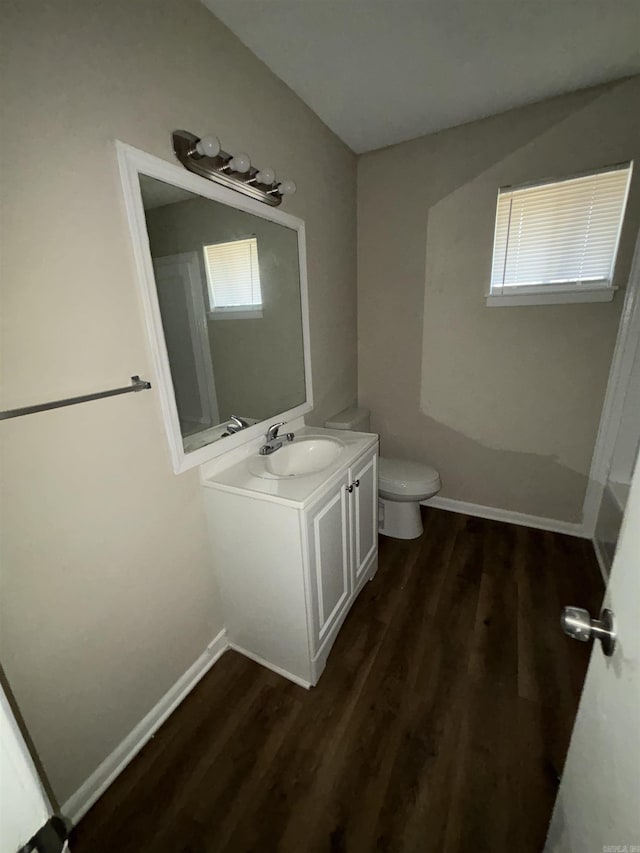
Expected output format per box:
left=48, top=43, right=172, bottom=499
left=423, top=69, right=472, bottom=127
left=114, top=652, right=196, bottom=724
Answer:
left=306, top=450, right=378, bottom=657
left=201, top=430, right=378, bottom=688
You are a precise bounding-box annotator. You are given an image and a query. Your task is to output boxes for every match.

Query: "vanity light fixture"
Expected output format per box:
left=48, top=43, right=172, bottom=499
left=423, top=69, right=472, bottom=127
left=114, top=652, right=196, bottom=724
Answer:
left=226, top=152, right=251, bottom=174
left=255, top=167, right=275, bottom=185
left=194, top=135, right=221, bottom=158
left=172, top=130, right=297, bottom=207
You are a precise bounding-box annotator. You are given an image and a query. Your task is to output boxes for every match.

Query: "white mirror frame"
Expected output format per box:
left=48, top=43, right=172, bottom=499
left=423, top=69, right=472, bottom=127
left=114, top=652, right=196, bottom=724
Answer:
left=116, top=141, right=313, bottom=473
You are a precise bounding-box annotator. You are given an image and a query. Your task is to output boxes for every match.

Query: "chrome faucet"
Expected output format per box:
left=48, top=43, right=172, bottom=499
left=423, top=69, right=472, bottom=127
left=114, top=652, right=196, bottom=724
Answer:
left=260, top=422, right=295, bottom=455
left=226, top=415, right=249, bottom=434
left=266, top=422, right=284, bottom=442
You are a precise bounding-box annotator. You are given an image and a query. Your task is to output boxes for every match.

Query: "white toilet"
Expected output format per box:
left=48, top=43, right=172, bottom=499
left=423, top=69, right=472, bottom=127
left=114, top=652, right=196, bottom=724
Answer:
left=325, top=407, right=441, bottom=540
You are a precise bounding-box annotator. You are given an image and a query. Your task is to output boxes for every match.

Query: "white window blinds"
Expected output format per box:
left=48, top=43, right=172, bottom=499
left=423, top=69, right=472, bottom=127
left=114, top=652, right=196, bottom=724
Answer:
left=203, top=237, right=262, bottom=310
left=490, top=164, right=632, bottom=293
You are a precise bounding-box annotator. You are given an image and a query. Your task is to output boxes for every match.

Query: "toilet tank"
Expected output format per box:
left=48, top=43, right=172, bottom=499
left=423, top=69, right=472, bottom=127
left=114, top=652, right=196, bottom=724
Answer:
left=325, top=406, right=371, bottom=432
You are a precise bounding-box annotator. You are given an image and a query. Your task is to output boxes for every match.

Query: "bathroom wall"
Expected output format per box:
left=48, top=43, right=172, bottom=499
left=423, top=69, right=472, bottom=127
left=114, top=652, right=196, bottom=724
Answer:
left=145, top=196, right=306, bottom=424
left=0, top=0, right=357, bottom=804
left=358, top=77, right=640, bottom=523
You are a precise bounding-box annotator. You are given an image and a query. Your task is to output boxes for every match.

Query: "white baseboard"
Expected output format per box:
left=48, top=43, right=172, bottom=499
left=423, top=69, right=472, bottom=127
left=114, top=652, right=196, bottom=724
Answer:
left=422, top=496, right=586, bottom=538
left=227, top=643, right=311, bottom=690
left=592, top=537, right=611, bottom=584
left=62, top=629, right=228, bottom=825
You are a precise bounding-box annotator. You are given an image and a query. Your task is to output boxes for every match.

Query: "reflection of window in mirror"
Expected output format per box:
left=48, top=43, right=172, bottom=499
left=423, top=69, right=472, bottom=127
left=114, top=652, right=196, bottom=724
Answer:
left=203, top=237, right=263, bottom=320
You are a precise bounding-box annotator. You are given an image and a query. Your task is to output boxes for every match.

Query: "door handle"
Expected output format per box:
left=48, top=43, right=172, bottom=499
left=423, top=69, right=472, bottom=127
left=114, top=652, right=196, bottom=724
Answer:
left=561, top=606, right=616, bottom=657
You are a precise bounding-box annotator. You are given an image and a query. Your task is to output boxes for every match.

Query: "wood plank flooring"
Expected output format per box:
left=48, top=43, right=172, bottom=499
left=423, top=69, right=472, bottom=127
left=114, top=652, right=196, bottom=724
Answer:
left=70, top=508, right=603, bottom=853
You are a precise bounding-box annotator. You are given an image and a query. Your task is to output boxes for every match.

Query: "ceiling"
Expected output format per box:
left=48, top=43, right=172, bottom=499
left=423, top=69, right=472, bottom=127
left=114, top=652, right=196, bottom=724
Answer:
left=201, top=0, right=640, bottom=153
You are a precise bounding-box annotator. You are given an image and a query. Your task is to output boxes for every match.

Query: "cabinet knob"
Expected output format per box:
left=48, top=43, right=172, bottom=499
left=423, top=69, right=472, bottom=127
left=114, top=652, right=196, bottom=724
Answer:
left=347, top=484, right=353, bottom=493
left=354, top=479, right=360, bottom=488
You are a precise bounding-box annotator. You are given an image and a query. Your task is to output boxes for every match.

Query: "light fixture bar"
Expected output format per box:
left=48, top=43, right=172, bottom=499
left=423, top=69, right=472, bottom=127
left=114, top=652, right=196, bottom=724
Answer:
left=172, top=130, right=295, bottom=207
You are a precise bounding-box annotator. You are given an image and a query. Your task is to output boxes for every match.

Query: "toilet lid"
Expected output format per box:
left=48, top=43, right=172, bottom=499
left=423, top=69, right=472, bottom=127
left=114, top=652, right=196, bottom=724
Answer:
left=378, top=457, right=440, bottom=494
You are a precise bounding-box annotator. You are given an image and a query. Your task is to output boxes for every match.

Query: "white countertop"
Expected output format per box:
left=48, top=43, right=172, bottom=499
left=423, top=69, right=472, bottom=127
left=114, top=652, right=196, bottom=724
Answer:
left=200, top=426, right=378, bottom=508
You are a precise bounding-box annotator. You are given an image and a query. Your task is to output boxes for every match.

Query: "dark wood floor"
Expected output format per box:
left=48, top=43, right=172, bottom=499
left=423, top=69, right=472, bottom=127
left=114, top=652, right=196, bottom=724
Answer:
left=70, top=508, right=603, bottom=853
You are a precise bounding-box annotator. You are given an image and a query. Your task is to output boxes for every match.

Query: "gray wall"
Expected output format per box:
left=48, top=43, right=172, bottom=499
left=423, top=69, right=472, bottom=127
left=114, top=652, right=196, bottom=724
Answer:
left=358, top=77, right=640, bottom=523
left=0, top=0, right=356, bottom=804
left=145, top=195, right=306, bottom=424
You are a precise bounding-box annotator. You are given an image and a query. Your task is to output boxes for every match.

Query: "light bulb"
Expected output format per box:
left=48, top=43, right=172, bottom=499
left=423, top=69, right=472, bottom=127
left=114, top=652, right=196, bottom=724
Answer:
left=256, top=167, right=276, bottom=185
left=229, top=152, right=251, bottom=173
left=195, top=135, right=221, bottom=158
left=278, top=179, right=297, bottom=196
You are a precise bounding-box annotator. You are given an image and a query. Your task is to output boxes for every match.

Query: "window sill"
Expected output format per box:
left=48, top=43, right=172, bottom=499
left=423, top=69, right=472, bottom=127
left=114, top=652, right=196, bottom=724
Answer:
left=486, top=287, right=616, bottom=307
left=208, top=308, right=263, bottom=320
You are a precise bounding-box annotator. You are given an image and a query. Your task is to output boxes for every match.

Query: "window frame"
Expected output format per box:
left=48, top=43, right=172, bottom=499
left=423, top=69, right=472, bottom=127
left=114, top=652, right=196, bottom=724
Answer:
left=486, top=162, right=633, bottom=307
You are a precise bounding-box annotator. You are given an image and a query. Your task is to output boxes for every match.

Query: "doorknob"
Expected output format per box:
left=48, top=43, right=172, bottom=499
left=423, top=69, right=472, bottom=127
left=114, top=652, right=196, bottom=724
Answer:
left=561, top=606, right=616, bottom=657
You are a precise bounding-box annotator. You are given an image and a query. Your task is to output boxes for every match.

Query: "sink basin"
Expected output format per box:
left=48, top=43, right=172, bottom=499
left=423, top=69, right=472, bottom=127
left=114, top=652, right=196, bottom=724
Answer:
left=249, top=436, right=344, bottom=479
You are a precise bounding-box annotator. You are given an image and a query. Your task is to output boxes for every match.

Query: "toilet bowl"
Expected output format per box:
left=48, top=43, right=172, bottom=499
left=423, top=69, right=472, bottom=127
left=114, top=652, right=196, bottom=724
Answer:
left=378, top=457, right=441, bottom=539
left=325, top=407, right=441, bottom=540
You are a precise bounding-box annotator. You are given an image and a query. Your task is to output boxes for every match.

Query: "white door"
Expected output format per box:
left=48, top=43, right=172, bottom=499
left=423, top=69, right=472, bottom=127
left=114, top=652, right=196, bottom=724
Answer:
left=307, top=474, right=351, bottom=653
left=350, top=449, right=378, bottom=585
left=0, top=683, right=53, bottom=852
left=153, top=253, right=219, bottom=431
left=545, top=453, right=640, bottom=850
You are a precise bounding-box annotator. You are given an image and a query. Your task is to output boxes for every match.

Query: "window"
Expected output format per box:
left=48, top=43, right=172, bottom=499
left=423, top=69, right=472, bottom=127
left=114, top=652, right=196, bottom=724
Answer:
left=488, top=163, right=632, bottom=306
left=203, top=237, right=262, bottom=319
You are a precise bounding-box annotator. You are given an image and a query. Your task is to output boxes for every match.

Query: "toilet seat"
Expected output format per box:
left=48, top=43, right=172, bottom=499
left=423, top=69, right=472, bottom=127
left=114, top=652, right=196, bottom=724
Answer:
left=378, top=457, right=441, bottom=500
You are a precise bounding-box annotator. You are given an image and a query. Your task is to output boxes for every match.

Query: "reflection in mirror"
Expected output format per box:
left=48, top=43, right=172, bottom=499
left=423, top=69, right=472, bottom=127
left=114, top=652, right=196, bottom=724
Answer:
left=139, top=175, right=306, bottom=453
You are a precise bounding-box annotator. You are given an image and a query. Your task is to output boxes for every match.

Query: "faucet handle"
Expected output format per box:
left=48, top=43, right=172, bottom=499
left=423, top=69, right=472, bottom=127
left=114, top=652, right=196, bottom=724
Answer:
left=266, top=421, right=285, bottom=441
left=230, top=415, right=248, bottom=428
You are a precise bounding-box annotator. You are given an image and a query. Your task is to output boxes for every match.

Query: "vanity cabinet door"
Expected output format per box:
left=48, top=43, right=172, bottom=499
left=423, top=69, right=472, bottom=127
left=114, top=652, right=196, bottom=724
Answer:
left=350, top=449, right=378, bottom=585
left=307, top=473, right=351, bottom=654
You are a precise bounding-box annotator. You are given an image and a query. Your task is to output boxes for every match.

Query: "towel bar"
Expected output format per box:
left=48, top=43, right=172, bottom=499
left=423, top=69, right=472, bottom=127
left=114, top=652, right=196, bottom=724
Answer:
left=0, top=376, right=152, bottom=420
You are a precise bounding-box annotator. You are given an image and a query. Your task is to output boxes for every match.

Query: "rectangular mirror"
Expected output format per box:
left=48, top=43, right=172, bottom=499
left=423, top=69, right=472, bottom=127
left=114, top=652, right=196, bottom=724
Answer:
left=117, top=143, right=312, bottom=472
